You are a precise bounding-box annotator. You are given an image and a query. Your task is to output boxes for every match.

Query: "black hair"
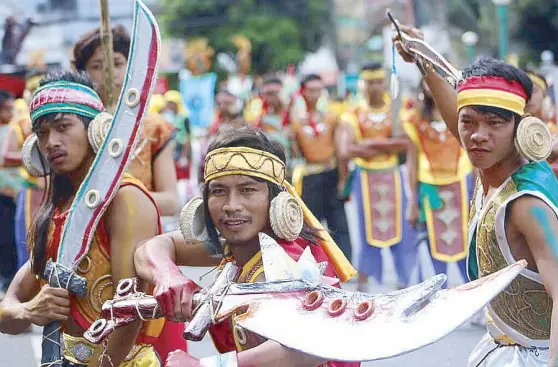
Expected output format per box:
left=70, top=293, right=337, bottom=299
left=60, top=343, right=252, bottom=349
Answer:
left=361, top=62, right=383, bottom=72
left=215, top=89, right=235, bottom=98
left=300, top=74, right=322, bottom=88
left=29, top=70, right=96, bottom=275
left=203, top=126, right=321, bottom=255
left=73, top=25, right=130, bottom=71
left=461, top=58, right=532, bottom=124
left=0, top=89, right=15, bottom=107
left=262, top=76, right=283, bottom=86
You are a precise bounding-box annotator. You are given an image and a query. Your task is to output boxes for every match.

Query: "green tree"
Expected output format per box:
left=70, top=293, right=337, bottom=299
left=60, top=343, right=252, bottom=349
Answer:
left=158, top=0, right=332, bottom=74
left=513, top=0, right=558, bottom=64
left=448, top=0, right=558, bottom=66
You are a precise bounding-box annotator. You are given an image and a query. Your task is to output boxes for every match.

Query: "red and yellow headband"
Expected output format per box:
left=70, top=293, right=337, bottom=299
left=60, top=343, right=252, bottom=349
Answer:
left=457, top=76, right=528, bottom=116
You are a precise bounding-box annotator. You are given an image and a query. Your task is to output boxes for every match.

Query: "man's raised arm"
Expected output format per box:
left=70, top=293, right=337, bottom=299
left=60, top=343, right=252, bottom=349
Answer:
left=393, top=25, right=460, bottom=139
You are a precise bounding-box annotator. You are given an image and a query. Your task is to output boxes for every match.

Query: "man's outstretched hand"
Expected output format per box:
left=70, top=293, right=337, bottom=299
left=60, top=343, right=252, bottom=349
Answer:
left=166, top=350, right=201, bottom=367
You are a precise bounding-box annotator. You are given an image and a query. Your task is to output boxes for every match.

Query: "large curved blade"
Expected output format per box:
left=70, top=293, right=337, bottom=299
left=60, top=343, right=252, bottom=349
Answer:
left=57, top=0, right=160, bottom=267
left=234, top=261, right=525, bottom=362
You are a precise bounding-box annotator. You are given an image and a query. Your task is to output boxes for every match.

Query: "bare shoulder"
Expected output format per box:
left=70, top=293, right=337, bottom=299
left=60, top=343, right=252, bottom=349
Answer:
left=106, top=184, right=158, bottom=224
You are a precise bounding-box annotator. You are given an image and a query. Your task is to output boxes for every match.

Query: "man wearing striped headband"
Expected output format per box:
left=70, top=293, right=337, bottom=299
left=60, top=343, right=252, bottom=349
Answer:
left=395, top=27, right=558, bottom=367
left=0, top=71, right=165, bottom=366
left=338, top=62, right=416, bottom=293
left=134, top=126, right=358, bottom=366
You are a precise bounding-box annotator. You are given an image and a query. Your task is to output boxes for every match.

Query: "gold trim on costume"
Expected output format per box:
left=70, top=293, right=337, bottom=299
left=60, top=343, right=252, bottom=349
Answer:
left=360, top=170, right=402, bottom=247
left=457, top=89, right=526, bottom=116
left=63, top=333, right=159, bottom=365
left=290, top=158, right=337, bottom=196
left=424, top=178, right=469, bottom=262
left=359, top=69, right=386, bottom=81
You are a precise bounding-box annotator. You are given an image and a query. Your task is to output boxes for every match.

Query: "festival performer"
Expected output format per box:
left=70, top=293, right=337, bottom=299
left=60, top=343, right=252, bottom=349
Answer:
left=286, top=74, right=353, bottom=262
left=208, top=89, right=245, bottom=135
left=227, top=35, right=254, bottom=103
left=2, top=73, right=46, bottom=270
left=395, top=25, right=558, bottom=367
left=163, top=90, right=191, bottom=180
left=72, top=24, right=179, bottom=216
left=0, top=71, right=163, bottom=366
left=338, top=63, right=415, bottom=292
left=402, top=80, right=473, bottom=284
left=525, top=71, right=558, bottom=177
left=244, top=76, right=292, bottom=163
left=133, top=126, right=358, bottom=367
left=0, top=89, right=22, bottom=294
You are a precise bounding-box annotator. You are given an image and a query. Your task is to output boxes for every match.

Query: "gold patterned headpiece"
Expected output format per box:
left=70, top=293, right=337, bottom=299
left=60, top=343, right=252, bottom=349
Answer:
left=204, top=146, right=285, bottom=185
left=359, top=69, right=386, bottom=81
left=203, top=146, right=356, bottom=282
left=528, top=73, right=547, bottom=95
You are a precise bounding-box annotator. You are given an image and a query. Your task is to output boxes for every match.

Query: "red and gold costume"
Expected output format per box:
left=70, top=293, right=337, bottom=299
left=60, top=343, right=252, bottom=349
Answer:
left=39, top=175, right=164, bottom=365
left=402, top=109, right=472, bottom=263
left=208, top=238, right=359, bottom=367
left=289, top=95, right=338, bottom=194
left=340, top=92, right=417, bottom=287
left=128, top=112, right=176, bottom=191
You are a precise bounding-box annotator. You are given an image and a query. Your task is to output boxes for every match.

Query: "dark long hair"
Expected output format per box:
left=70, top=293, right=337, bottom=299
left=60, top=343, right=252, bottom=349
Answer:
left=202, top=126, right=321, bottom=255
left=28, top=71, right=96, bottom=276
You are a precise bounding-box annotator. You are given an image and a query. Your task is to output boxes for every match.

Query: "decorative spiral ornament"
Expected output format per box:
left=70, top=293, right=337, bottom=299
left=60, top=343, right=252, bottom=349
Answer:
left=514, top=116, right=552, bottom=162
left=180, top=196, right=209, bottom=243
left=87, top=112, right=113, bottom=153
left=22, top=134, right=49, bottom=177
left=269, top=192, right=303, bottom=241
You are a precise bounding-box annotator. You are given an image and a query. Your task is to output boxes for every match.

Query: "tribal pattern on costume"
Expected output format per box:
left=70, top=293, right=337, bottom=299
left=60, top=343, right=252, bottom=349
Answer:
left=469, top=163, right=557, bottom=345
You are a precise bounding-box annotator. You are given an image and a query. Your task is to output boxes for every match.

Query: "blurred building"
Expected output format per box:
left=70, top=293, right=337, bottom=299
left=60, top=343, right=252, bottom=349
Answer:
left=1, top=0, right=158, bottom=68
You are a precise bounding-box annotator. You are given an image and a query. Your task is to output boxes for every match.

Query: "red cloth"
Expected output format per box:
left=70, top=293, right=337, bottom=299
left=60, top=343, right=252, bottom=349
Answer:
left=208, top=237, right=360, bottom=367
left=153, top=320, right=187, bottom=364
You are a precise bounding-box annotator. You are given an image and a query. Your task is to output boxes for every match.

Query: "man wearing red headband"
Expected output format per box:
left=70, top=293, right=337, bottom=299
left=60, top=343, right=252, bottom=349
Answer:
left=395, top=27, right=558, bottom=367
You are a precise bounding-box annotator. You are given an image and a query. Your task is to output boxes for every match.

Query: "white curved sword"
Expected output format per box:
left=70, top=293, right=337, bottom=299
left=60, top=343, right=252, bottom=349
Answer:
left=57, top=0, right=161, bottom=267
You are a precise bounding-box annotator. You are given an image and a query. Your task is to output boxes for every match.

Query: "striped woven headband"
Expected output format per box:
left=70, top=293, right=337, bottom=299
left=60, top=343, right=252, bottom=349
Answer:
left=30, top=81, right=104, bottom=125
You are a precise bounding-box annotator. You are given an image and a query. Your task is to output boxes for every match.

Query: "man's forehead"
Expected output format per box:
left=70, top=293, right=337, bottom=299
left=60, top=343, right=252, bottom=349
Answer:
left=262, top=82, right=282, bottom=91
left=35, top=113, right=79, bottom=129
left=460, top=106, right=508, bottom=119
left=304, top=80, right=323, bottom=89
left=209, top=174, right=262, bottom=186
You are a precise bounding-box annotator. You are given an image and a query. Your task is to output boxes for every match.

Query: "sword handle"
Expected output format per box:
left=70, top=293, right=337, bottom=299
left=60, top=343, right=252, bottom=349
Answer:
left=41, top=321, right=62, bottom=367
left=183, top=300, right=212, bottom=341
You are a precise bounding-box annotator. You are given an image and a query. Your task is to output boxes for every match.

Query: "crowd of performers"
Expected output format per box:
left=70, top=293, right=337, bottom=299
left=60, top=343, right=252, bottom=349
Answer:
left=0, top=11, right=558, bottom=367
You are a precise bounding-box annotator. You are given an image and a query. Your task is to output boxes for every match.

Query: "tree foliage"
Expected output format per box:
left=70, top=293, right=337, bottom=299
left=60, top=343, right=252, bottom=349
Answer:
left=513, top=0, right=558, bottom=63
left=448, top=0, right=558, bottom=66
left=158, top=0, right=331, bottom=74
